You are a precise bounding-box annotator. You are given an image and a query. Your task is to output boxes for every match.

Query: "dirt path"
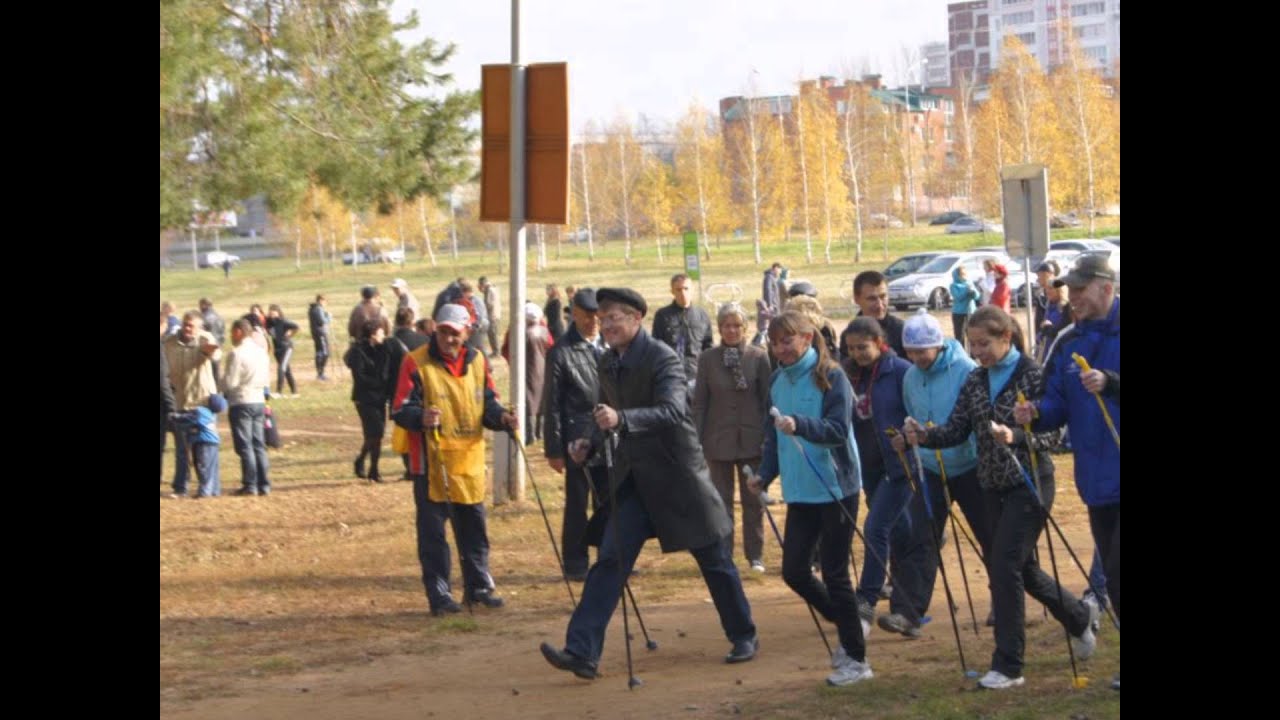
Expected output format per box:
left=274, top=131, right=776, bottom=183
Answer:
left=162, top=586, right=991, bottom=719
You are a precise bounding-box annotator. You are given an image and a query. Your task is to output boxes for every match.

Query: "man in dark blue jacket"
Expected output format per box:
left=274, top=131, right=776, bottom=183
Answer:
left=1015, top=253, right=1120, bottom=691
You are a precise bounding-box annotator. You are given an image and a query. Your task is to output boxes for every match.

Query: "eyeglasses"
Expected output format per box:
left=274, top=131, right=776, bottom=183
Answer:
left=599, top=312, right=635, bottom=326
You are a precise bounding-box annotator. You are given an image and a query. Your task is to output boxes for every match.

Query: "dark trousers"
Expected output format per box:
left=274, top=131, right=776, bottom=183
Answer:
left=563, top=463, right=608, bottom=576
left=411, top=474, right=494, bottom=610
left=191, top=442, right=221, bottom=497
left=314, top=336, right=330, bottom=379
left=355, top=402, right=386, bottom=477
left=707, top=459, right=765, bottom=564
left=890, top=467, right=991, bottom=623
left=952, top=314, right=970, bottom=348
left=170, top=426, right=191, bottom=494
left=782, top=496, right=866, bottom=661
left=486, top=322, right=500, bottom=357
left=160, top=413, right=168, bottom=481
left=1087, top=549, right=1109, bottom=607
left=985, top=478, right=1089, bottom=678
left=857, top=473, right=913, bottom=607
left=1088, top=503, right=1120, bottom=619
left=230, top=403, right=270, bottom=493
left=275, top=348, right=296, bottom=394
left=564, top=488, right=756, bottom=663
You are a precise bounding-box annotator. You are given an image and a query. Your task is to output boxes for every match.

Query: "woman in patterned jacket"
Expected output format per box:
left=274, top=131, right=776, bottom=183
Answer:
left=904, top=306, right=1098, bottom=691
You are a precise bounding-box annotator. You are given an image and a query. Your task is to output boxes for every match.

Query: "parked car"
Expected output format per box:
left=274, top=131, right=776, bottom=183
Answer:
left=946, top=217, right=1003, bottom=234
left=199, top=251, right=241, bottom=268
left=341, top=247, right=404, bottom=265
left=868, top=212, right=905, bottom=229
left=1103, top=235, right=1120, bottom=247
left=887, top=250, right=1024, bottom=311
left=884, top=252, right=945, bottom=281
left=1049, top=239, right=1116, bottom=253
left=1049, top=212, right=1082, bottom=228
left=929, top=211, right=970, bottom=226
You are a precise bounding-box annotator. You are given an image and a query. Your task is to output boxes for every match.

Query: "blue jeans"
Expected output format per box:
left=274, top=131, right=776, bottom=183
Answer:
left=230, top=403, right=271, bottom=494
left=857, top=472, right=914, bottom=607
left=191, top=442, right=221, bottom=497
left=890, top=467, right=992, bottom=623
left=565, top=486, right=756, bottom=662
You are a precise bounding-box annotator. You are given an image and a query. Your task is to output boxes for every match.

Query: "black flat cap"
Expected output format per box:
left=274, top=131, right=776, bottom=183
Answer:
left=572, top=288, right=599, bottom=312
left=595, top=287, right=648, bottom=317
left=787, top=280, right=818, bottom=298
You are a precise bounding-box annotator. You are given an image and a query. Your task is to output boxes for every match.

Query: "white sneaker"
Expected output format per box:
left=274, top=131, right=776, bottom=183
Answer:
left=1071, top=600, right=1100, bottom=660
left=830, top=644, right=850, bottom=669
left=1082, top=592, right=1102, bottom=634
left=826, top=657, right=873, bottom=687
left=858, top=600, right=874, bottom=640
left=750, top=560, right=766, bottom=573
left=978, top=670, right=1025, bottom=689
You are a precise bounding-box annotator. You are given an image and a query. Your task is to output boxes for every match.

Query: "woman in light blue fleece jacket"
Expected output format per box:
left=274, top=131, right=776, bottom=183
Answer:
left=880, top=311, right=994, bottom=636
left=754, top=310, right=870, bottom=688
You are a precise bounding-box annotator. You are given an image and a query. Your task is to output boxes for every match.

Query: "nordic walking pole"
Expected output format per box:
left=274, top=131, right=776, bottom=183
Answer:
left=887, top=428, right=974, bottom=679
left=1071, top=354, right=1120, bottom=451
left=430, top=422, right=472, bottom=616
left=506, top=427, right=577, bottom=609
left=925, top=422, right=981, bottom=636
left=742, top=464, right=833, bottom=657
left=601, top=426, right=642, bottom=689
left=1012, top=394, right=1085, bottom=689
left=623, top=582, right=658, bottom=651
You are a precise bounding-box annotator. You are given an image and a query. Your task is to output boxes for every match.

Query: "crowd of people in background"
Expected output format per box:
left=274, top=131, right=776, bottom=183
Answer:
left=160, top=251, right=1118, bottom=691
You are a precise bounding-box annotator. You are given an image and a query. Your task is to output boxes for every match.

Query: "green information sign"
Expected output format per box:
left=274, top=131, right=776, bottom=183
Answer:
left=683, top=231, right=700, bottom=281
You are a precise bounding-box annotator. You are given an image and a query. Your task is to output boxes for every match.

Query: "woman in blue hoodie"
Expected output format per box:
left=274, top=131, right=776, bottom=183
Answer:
left=950, top=266, right=982, bottom=351
left=880, top=310, right=993, bottom=637
left=755, top=310, right=870, bottom=688
left=840, top=318, right=918, bottom=637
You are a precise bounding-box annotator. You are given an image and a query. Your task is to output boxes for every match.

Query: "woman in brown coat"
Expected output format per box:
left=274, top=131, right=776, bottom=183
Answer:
left=693, top=302, right=773, bottom=572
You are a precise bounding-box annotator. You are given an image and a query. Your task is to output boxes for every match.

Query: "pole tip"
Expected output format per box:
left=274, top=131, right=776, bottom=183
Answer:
left=1072, top=676, right=1090, bottom=689
left=964, top=670, right=979, bottom=679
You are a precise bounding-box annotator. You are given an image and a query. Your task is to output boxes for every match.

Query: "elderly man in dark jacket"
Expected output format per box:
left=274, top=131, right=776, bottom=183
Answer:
left=543, top=289, right=608, bottom=580
left=540, top=288, right=758, bottom=680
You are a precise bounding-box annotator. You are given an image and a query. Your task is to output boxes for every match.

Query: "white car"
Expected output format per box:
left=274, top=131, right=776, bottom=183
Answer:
left=1049, top=239, right=1115, bottom=253
left=888, top=251, right=1024, bottom=311
left=342, top=248, right=404, bottom=265
left=199, top=251, right=241, bottom=268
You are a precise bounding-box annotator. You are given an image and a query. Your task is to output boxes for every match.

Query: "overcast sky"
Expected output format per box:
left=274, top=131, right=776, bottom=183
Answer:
left=394, top=0, right=949, bottom=134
